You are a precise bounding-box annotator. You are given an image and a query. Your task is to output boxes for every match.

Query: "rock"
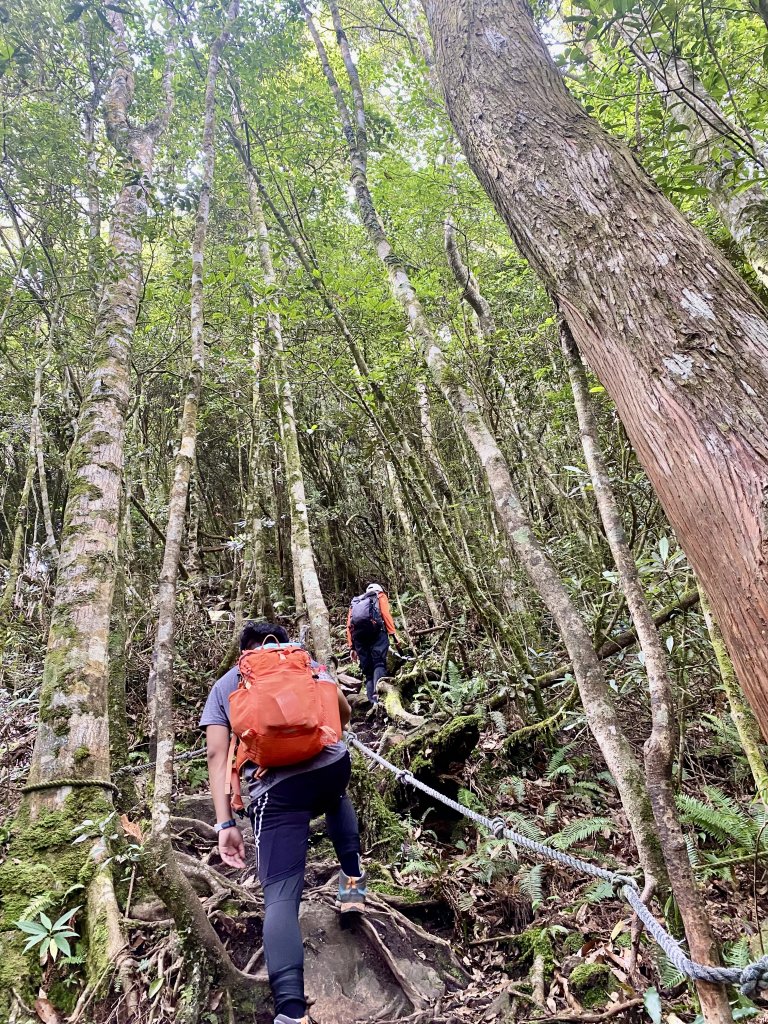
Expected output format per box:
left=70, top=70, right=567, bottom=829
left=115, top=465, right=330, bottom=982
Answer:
left=173, top=794, right=217, bottom=824
left=300, top=902, right=412, bottom=1023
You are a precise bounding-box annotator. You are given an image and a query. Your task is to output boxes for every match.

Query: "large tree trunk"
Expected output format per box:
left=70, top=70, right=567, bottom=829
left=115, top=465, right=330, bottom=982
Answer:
left=304, top=0, right=667, bottom=884
left=562, top=324, right=732, bottom=1023
left=22, top=9, right=174, bottom=812
left=423, top=0, right=768, bottom=741
left=616, top=20, right=768, bottom=288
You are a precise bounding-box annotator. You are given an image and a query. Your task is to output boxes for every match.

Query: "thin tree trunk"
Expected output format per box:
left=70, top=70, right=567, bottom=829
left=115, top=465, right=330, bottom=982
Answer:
left=385, top=460, right=441, bottom=623
left=562, top=324, right=731, bottom=1023
left=0, top=425, right=35, bottom=620
left=617, top=20, right=768, bottom=288
left=699, top=586, right=768, bottom=806
left=148, top=1, right=236, bottom=815
left=249, top=173, right=331, bottom=661
left=423, top=0, right=768, bottom=742
left=305, top=0, right=666, bottom=883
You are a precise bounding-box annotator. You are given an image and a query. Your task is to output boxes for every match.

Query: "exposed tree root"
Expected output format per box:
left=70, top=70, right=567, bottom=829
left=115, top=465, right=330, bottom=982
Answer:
left=380, top=678, right=426, bottom=727
left=143, top=833, right=269, bottom=996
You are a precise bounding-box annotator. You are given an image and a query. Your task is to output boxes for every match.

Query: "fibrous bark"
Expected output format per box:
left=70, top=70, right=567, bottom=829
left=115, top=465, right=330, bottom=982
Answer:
left=422, top=0, right=768, bottom=742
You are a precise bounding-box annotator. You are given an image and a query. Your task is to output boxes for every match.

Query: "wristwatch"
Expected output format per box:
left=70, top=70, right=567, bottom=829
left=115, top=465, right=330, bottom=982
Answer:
left=214, top=818, right=237, bottom=833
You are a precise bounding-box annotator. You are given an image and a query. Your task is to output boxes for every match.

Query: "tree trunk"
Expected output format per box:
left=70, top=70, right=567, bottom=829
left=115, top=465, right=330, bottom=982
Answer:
left=422, top=0, right=768, bottom=741
left=0, top=418, right=35, bottom=621
left=305, top=0, right=666, bottom=883
left=249, top=169, right=332, bottom=661
left=147, top=0, right=236, bottom=819
left=385, top=459, right=442, bottom=623
left=22, top=9, right=175, bottom=812
left=562, top=323, right=731, bottom=1023
left=617, top=20, right=768, bottom=288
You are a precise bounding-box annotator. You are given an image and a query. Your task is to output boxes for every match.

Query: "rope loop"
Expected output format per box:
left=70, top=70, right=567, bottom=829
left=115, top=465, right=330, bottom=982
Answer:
left=489, top=816, right=507, bottom=839
left=740, top=956, right=768, bottom=999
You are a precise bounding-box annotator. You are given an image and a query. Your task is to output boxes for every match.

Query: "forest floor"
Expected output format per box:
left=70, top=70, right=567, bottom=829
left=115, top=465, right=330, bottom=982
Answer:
left=4, top=612, right=768, bottom=1023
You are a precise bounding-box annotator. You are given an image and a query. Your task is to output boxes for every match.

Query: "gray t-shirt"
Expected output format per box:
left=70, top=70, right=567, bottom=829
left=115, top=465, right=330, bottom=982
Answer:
left=199, top=659, right=347, bottom=803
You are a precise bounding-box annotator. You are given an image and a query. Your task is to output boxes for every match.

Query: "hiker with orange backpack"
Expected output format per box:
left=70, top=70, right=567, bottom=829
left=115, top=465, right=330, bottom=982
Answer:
left=201, top=621, right=366, bottom=1024
left=346, top=582, right=399, bottom=705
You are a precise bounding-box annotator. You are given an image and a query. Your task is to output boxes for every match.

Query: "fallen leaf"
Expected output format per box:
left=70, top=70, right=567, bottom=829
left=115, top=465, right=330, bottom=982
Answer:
left=120, top=814, right=144, bottom=843
left=34, top=997, right=61, bottom=1024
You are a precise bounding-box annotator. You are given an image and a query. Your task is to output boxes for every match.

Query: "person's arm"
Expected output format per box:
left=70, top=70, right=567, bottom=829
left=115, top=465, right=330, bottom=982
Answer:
left=379, top=593, right=399, bottom=640
left=337, top=686, right=351, bottom=729
left=206, top=724, right=245, bottom=868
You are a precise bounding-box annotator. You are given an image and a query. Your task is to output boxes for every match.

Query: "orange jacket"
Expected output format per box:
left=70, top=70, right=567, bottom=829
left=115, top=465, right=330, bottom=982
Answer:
left=347, top=591, right=397, bottom=648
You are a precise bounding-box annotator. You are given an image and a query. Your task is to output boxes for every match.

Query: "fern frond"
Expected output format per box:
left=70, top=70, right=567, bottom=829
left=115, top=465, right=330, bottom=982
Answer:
left=545, top=743, right=576, bottom=780
left=581, top=879, right=614, bottom=904
left=544, top=802, right=560, bottom=826
left=724, top=937, right=752, bottom=968
left=503, top=810, right=545, bottom=843
left=490, top=711, right=508, bottom=737
left=552, top=817, right=613, bottom=850
left=656, top=953, right=686, bottom=989
left=519, top=864, right=545, bottom=907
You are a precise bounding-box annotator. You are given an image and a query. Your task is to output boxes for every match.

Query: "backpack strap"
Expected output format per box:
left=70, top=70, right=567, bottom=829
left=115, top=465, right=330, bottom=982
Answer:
left=226, top=730, right=245, bottom=814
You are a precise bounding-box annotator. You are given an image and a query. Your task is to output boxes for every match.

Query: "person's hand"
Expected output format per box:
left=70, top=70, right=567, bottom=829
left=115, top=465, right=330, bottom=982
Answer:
left=218, top=826, right=246, bottom=869
left=350, top=650, right=358, bottom=663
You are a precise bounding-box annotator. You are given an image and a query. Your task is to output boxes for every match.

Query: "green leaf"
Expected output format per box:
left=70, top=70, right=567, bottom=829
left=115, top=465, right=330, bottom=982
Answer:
left=54, top=934, right=72, bottom=957
left=658, top=536, right=669, bottom=561
left=643, top=986, right=662, bottom=1024
left=15, top=919, right=48, bottom=936
left=149, top=976, right=165, bottom=999
left=39, top=912, right=52, bottom=930
left=52, top=906, right=80, bottom=930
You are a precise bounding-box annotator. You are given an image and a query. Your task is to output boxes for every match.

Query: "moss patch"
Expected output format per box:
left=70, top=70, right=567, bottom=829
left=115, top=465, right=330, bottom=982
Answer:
left=516, top=926, right=556, bottom=976
left=569, top=962, right=612, bottom=1008
left=348, top=750, right=405, bottom=857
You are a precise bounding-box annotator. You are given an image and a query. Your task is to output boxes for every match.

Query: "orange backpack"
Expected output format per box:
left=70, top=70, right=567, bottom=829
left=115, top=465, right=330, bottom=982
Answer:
left=228, top=644, right=342, bottom=779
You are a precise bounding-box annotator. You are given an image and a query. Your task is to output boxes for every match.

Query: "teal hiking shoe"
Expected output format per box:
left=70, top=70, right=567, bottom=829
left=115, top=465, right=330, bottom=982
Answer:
left=336, top=869, right=368, bottom=913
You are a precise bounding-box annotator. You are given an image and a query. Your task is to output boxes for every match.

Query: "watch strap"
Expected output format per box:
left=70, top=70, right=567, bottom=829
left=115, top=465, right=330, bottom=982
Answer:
left=214, top=818, right=237, bottom=833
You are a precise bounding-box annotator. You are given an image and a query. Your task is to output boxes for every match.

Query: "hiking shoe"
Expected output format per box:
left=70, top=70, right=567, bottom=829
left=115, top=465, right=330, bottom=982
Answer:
left=337, top=869, right=368, bottom=913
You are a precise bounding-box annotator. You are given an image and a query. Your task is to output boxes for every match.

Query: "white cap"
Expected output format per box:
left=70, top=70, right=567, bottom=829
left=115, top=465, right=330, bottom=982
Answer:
left=366, top=583, right=384, bottom=594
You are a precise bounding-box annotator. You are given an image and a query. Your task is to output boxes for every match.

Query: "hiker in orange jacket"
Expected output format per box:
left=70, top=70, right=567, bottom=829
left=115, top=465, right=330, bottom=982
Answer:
left=346, top=583, right=399, bottom=704
left=201, top=621, right=366, bottom=1024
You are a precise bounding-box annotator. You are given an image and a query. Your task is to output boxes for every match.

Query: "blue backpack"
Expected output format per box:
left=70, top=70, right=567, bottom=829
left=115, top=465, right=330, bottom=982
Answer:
left=350, top=592, right=383, bottom=641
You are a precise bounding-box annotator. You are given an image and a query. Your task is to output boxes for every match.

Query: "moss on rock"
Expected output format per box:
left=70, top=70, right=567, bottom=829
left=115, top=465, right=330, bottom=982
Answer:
left=569, top=962, right=612, bottom=1008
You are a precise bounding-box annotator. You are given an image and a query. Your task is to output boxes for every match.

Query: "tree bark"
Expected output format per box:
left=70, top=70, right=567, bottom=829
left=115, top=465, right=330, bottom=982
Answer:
left=562, top=324, right=731, bottom=1023
left=422, top=0, right=768, bottom=741
left=23, top=9, right=175, bottom=811
left=617, top=20, right=768, bottom=288
left=306, top=0, right=666, bottom=884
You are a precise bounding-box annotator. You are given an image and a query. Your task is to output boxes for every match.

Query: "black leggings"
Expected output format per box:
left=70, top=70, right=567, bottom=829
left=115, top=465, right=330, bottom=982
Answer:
left=248, top=753, right=360, bottom=1019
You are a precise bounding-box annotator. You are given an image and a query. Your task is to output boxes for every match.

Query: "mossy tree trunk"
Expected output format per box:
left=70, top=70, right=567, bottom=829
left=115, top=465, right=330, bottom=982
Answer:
left=1, top=10, right=176, bottom=1004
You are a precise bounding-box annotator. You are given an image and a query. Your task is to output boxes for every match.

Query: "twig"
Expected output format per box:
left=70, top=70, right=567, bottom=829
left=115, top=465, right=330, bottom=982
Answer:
left=528, top=998, right=644, bottom=1022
